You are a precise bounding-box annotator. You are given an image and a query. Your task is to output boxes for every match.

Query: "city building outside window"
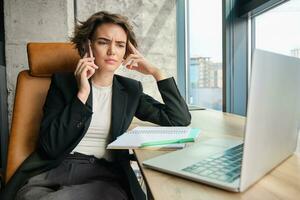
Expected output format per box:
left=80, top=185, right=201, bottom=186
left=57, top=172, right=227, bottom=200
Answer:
left=187, top=0, right=223, bottom=110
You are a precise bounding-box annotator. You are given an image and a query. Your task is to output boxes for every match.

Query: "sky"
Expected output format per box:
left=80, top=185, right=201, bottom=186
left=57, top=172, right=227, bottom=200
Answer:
left=188, top=0, right=300, bottom=62
left=188, top=0, right=222, bottom=62
left=255, top=0, right=300, bottom=57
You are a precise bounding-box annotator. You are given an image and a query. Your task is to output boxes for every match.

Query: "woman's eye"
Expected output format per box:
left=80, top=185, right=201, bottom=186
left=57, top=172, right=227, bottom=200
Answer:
left=118, top=44, right=125, bottom=48
left=98, top=41, right=107, bottom=45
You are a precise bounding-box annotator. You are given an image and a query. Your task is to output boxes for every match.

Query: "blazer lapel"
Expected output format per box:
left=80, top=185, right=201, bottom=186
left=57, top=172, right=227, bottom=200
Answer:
left=82, top=79, right=93, bottom=133
left=86, top=78, right=93, bottom=110
left=110, top=75, right=128, bottom=141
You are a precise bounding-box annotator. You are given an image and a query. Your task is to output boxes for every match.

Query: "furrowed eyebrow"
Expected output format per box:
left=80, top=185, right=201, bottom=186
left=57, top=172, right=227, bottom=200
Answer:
left=96, top=37, right=126, bottom=44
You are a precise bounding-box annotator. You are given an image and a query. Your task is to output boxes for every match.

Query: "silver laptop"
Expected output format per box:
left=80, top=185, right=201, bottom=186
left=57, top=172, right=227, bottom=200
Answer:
left=143, top=49, right=300, bottom=192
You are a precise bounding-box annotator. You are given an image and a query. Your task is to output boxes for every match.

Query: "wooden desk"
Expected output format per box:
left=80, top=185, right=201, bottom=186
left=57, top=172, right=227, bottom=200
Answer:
left=133, top=110, right=300, bottom=200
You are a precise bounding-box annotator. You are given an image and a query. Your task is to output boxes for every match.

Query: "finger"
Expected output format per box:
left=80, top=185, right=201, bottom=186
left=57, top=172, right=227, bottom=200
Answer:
left=75, top=59, right=89, bottom=75
left=88, top=39, right=94, bottom=59
left=84, top=62, right=99, bottom=69
left=128, top=40, right=142, bottom=55
left=128, top=40, right=137, bottom=54
left=75, top=59, right=85, bottom=73
left=76, top=57, right=95, bottom=70
left=127, top=64, right=139, bottom=70
left=75, top=56, right=90, bottom=75
left=76, top=63, right=85, bottom=77
left=126, top=59, right=141, bottom=70
left=79, top=63, right=98, bottom=76
left=86, top=66, right=96, bottom=78
left=79, top=64, right=95, bottom=78
left=123, top=57, right=131, bottom=66
left=123, top=54, right=140, bottom=66
left=83, top=52, right=88, bottom=58
left=125, top=60, right=134, bottom=69
left=75, top=60, right=83, bottom=76
left=77, top=61, right=91, bottom=76
left=74, top=64, right=79, bottom=76
left=80, top=66, right=90, bottom=79
left=128, top=65, right=140, bottom=71
left=86, top=67, right=96, bottom=79
left=86, top=62, right=99, bottom=69
left=92, top=63, right=100, bottom=69
left=81, top=57, right=95, bottom=62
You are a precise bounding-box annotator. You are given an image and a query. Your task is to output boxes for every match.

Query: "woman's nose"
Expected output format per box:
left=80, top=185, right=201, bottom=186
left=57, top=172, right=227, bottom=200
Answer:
left=107, top=43, right=116, bottom=55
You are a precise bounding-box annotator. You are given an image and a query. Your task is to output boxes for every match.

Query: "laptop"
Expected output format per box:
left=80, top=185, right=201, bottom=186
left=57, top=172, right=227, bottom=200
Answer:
left=143, top=49, right=300, bottom=192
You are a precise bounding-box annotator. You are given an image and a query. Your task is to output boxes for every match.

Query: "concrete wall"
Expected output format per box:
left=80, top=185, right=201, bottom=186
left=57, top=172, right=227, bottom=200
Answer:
left=4, top=0, right=177, bottom=126
left=4, top=0, right=75, bottom=125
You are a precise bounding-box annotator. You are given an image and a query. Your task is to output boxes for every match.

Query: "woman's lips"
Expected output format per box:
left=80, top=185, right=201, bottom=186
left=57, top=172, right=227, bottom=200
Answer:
left=105, top=59, right=117, bottom=64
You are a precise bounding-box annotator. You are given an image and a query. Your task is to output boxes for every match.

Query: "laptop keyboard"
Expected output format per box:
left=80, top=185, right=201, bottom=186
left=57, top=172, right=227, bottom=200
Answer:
left=182, top=144, right=244, bottom=183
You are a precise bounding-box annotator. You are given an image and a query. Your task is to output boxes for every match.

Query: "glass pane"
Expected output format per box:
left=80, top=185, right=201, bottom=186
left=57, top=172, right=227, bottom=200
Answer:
left=188, top=0, right=223, bottom=110
left=255, top=0, right=300, bottom=58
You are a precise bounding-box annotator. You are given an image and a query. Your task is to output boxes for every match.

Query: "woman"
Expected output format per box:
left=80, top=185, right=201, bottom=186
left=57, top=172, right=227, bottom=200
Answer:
left=5, top=11, right=191, bottom=200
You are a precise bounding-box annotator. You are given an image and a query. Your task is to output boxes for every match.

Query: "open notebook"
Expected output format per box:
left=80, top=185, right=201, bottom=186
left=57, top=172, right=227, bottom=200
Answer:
left=107, top=126, right=200, bottom=149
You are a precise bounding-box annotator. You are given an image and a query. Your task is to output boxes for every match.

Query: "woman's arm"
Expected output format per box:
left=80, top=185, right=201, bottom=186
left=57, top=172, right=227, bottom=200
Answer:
left=38, top=51, right=98, bottom=159
left=135, top=77, right=191, bottom=126
left=124, top=41, right=191, bottom=126
left=37, top=74, right=93, bottom=159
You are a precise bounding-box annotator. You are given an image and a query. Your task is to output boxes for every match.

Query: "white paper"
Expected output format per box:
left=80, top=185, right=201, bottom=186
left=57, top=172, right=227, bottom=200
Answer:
left=107, top=126, right=192, bottom=149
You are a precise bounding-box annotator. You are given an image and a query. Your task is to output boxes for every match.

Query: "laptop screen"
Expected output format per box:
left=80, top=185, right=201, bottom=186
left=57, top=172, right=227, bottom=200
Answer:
left=240, top=49, right=300, bottom=190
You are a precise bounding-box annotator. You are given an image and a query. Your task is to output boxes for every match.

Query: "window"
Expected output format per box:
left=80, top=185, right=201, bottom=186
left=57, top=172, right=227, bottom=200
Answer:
left=187, top=0, right=223, bottom=110
left=250, top=0, right=300, bottom=152
left=254, top=0, right=300, bottom=59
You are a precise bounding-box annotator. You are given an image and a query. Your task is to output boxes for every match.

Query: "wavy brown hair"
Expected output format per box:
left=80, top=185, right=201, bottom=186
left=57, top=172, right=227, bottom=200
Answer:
left=71, top=11, right=137, bottom=58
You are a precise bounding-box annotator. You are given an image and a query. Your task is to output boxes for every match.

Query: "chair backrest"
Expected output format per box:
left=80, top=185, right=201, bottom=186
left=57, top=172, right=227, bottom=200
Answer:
left=5, top=43, right=80, bottom=183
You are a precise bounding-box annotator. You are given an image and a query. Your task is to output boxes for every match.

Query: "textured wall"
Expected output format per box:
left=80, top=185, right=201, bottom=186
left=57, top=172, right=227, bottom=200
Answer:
left=4, top=0, right=177, bottom=126
left=4, top=0, right=75, bottom=125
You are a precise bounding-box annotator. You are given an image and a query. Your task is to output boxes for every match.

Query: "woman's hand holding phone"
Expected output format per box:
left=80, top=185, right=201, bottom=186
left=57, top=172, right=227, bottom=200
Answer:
left=75, top=40, right=99, bottom=104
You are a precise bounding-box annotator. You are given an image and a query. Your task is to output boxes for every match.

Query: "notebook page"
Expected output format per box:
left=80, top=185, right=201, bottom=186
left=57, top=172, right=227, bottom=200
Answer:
left=107, top=126, right=192, bottom=149
left=131, top=127, right=191, bottom=135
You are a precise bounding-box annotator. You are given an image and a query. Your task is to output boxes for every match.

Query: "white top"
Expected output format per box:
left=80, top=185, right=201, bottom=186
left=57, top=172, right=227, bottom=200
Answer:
left=72, top=82, right=113, bottom=160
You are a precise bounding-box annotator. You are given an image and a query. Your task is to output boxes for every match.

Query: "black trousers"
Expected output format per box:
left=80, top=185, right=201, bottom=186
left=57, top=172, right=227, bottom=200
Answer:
left=15, top=153, right=129, bottom=200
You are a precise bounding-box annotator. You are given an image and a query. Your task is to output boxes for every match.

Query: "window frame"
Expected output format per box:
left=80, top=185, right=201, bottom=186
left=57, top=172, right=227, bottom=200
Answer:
left=177, top=0, right=248, bottom=114
left=177, top=0, right=286, bottom=115
left=176, top=0, right=187, bottom=101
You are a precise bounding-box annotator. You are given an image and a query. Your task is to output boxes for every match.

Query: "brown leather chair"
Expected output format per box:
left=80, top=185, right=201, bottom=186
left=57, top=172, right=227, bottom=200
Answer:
left=4, top=43, right=80, bottom=184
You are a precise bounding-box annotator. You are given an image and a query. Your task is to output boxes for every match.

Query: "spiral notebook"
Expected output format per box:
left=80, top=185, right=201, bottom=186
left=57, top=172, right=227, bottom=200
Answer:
left=107, top=126, right=200, bottom=149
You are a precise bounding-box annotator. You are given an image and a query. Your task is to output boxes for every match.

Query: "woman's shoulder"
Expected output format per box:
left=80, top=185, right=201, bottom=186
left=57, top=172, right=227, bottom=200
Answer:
left=114, top=74, right=141, bottom=92
left=51, top=72, right=75, bottom=81
left=52, top=72, right=76, bottom=82
left=114, top=74, right=140, bottom=84
left=50, top=72, right=77, bottom=90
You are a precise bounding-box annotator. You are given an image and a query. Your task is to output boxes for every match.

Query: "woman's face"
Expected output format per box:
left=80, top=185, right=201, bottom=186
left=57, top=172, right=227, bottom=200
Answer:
left=91, top=23, right=127, bottom=72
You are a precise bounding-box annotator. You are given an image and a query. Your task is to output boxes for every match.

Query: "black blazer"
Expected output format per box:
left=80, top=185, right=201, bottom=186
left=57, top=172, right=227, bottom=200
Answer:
left=1, top=73, right=191, bottom=200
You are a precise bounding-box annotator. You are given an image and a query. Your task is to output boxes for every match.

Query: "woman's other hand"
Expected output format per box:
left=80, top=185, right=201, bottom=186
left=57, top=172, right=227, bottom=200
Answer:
left=75, top=52, right=99, bottom=104
left=123, top=41, right=166, bottom=81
